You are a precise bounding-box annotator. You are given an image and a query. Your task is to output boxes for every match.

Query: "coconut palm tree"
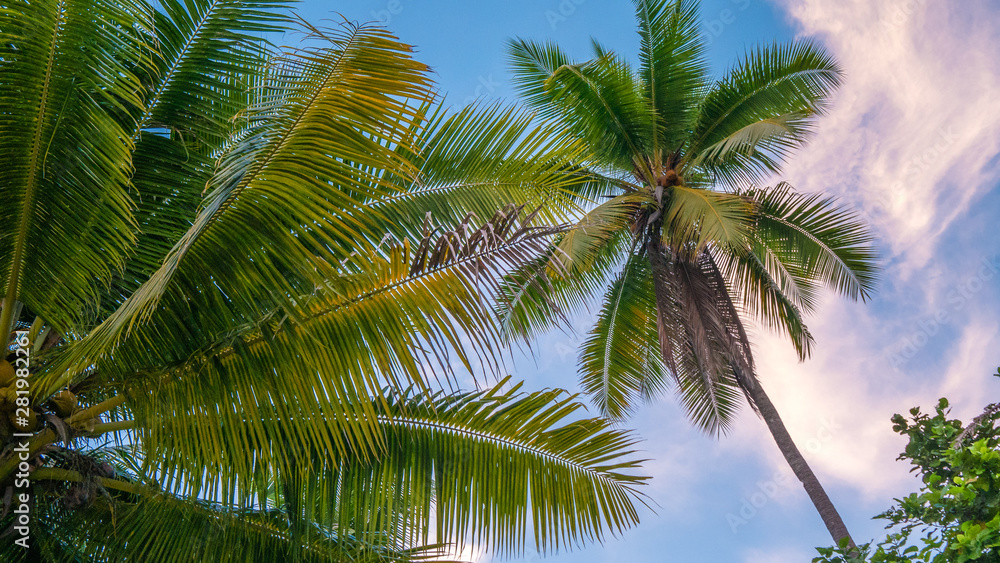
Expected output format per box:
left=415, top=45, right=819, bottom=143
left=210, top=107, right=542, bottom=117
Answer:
left=0, top=1, right=648, bottom=560
left=502, top=0, right=878, bottom=547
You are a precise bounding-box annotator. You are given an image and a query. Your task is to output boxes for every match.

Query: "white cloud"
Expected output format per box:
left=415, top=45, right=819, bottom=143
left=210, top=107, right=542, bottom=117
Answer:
left=938, top=318, right=1000, bottom=416
left=774, top=0, right=1000, bottom=274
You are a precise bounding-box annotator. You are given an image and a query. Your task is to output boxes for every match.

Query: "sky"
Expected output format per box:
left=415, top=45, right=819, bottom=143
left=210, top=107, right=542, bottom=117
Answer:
left=291, top=1, right=1000, bottom=561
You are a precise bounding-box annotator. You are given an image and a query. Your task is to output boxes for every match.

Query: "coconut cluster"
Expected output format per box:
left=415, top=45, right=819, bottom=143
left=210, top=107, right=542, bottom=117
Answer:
left=0, top=359, right=95, bottom=438
left=0, top=360, right=38, bottom=434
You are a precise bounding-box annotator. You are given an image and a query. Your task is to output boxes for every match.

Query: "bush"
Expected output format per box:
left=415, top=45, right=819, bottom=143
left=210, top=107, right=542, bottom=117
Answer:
left=814, top=369, right=1000, bottom=562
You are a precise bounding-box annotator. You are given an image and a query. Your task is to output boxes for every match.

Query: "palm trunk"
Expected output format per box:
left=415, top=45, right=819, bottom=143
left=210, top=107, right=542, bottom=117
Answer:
left=742, top=378, right=855, bottom=549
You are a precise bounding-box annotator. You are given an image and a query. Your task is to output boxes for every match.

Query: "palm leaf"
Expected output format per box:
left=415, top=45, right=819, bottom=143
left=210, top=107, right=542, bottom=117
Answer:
left=495, top=192, right=643, bottom=342
left=81, top=207, right=562, bottom=500
left=551, top=193, right=645, bottom=276
left=718, top=243, right=814, bottom=359
left=52, top=379, right=649, bottom=560
left=662, top=184, right=752, bottom=252
left=18, top=478, right=446, bottom=563
left=0, top=0, right=154, bottom=333
left=579, top=255, right=669, bottom=419
left=106, top=0, right=291, bottom=311
left=634, top=0, right=708, bottom=156
left=745, top=182, right=878, bottom=302
left=507, top=39, right=654, bottom=174
left=687, top=41, right=842, bottom=187
left=362, top=102, right=600, bottom=240
left=37, top=22, right=434, bottom=398
left=275, top=378, right=649, bottom=557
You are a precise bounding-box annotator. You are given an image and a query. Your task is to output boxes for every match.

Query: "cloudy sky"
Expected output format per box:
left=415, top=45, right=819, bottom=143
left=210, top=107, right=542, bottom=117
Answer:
left=295, top=1, right=1000, bottom=561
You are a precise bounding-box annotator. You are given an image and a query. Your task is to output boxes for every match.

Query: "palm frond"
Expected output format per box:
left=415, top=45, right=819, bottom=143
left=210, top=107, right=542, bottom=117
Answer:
left=65, top=379, right=648, bottom=560
left=304, top=378, right=647, bottom=557
left=137, top=0, right=290, bottom=143
left=495, top=193, right=643, bottom=342
left=662, top=184, right=752, bottom=252
left=579, top=255, right=669, bottom=419
left=687, top=41, right=842, bottom=186
left=362, top=102, right=600, bottom=239
left=552, top=192, right=645, bottom=277
left=0, top=0, right=154, bottom=333
left=507, top=39, right=654, bottom=173
left=633, top=0, right=708, bottom=156
left=36, top=22, right=434, bottom=398
left=745, top=182, right=878, bottom=302
left=18, top=477, right=445, bottom=563
left=495, top=231, right=630, bottom=344
left=90, top=207, right=562, bottom=498
left=718, top=243, right=814, bottom=359
left=106, top=0, right=291, bottom=312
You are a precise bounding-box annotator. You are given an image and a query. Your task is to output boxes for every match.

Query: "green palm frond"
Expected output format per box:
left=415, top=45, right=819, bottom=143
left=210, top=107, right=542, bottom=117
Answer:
left=283, top=377, right=647, bottom=557
left=507, top=39, right=654, bottom=173
left=18, top=478, right=447, bottom=563
left=687, top=41, right=842, bottom=186
left=662, top=184, right=752, bottom=252
left=495, top=231, right=630, bottom=344
left=495, top=192, right=643, bottom=342
left=0, top=0, right=154, bottom=333
left=17, top=206, right=636, bottom=560
left=746, top=183, right=878, bottom=302
left=75, top=207, right=557, bottom=481
left=138, top=0, right=290, bottom=142
left=37, top=22, right=434, bottom=398
left=553, top=192, right=646, bottom=276
left=107, top=0, right=291, bottom=310
left=579, top=255, right=669, bottom=419
left=363, top=102, right=599, bottom=239
left=718, top=243, right=814, bottom=359
left=634, top=0, right=708, bottom=155
left=36, top=379, right=648, bottom=561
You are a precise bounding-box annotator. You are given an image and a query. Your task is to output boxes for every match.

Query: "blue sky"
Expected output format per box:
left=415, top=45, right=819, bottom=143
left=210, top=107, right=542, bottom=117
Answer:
left=292, top=1, right=1000, bottom=561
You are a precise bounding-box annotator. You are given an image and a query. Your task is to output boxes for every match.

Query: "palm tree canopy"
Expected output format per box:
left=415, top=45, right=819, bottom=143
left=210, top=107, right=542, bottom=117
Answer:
left=503, top=0, right=879, bottom=434
left=0, top=0, right=649, bottom=560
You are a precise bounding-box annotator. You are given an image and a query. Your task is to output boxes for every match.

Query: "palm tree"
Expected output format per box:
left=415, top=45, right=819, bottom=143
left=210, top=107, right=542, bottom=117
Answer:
left=0, top=1, right=648, bottom=560
left=502, top=0, right=878, bottom=547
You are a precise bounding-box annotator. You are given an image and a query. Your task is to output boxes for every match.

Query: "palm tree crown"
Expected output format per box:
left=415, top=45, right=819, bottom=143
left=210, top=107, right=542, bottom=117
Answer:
left=503, top=0, right=878, bottom=547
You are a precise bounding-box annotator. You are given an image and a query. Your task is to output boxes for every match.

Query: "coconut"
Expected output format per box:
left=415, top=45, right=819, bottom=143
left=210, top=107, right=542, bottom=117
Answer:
left=80, top=416, right=99, bottom=433
left=656, top=169, right=681, bottom=187
left=0, top=361, right=15, bottom=388
left=0, top=387, right=16, bottom=409
left=51, top=390, right=79, bottom=418
left=9, top=409, right=38, bottom=432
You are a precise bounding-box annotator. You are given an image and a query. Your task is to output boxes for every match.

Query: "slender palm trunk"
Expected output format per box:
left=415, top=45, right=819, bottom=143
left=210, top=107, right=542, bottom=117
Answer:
left=742, top=379, right=855, bottom=549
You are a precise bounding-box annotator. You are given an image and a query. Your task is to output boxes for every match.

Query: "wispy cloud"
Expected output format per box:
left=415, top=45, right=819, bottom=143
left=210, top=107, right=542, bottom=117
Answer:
left=774, top=0, right=1000, bottom=272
